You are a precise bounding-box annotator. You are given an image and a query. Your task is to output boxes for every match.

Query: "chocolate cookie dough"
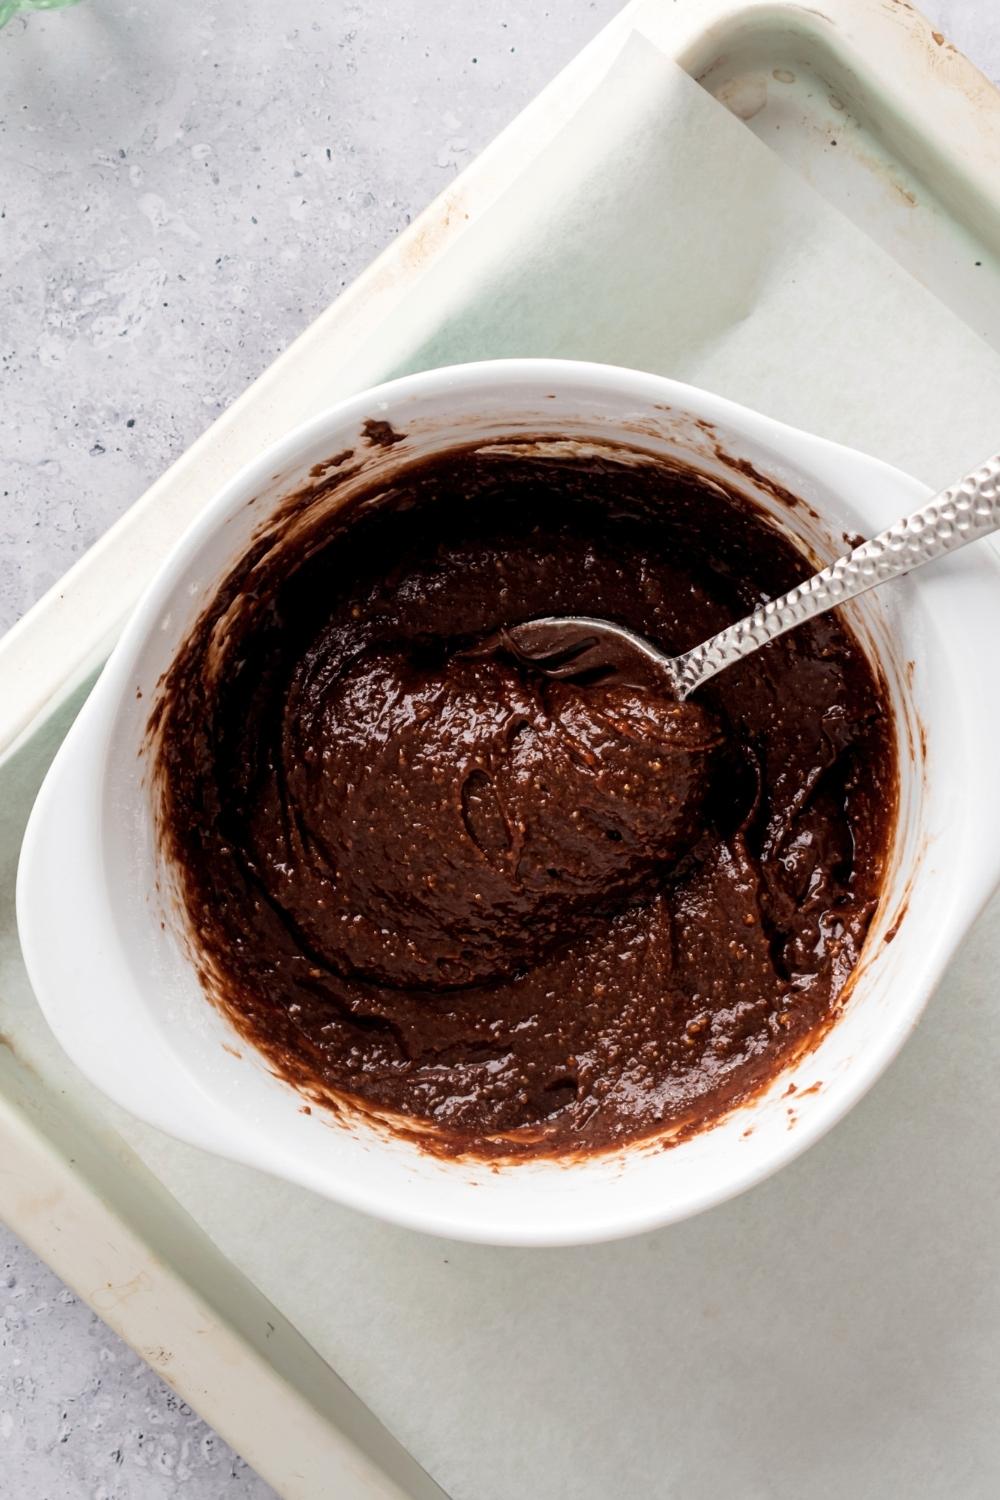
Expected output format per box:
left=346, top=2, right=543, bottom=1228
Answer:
left=151, top=444, right=895, bottom=1158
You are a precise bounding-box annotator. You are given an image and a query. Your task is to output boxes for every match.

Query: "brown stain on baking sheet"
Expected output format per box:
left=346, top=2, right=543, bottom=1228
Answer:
left=0, top=1030, right=34, bottom=1077
left=91, top=1271, right=153, bottom=1314
left=396, top=190, right=471, bottom=277
left=316, top=186, right=471, bottom=342
left=142, top=1346, right=175, bottom=1369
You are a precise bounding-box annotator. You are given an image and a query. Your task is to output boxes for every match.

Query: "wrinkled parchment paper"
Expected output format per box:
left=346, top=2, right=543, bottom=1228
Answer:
left=382, top=35, right=1000, bottom=491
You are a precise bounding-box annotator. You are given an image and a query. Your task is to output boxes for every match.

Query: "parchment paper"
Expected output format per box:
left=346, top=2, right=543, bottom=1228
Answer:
left=7, top=32, right=1000, bottom=1500
left=376, top=34, right=1000, bottom=491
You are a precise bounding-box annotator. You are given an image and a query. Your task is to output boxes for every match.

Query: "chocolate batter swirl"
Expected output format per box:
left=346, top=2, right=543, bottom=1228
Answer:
left=152, top=445, right=895, bottom=1157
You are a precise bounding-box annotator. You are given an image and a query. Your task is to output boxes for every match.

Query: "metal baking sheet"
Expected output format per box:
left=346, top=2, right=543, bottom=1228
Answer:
left=4, top=2, right=1000, bottom=1496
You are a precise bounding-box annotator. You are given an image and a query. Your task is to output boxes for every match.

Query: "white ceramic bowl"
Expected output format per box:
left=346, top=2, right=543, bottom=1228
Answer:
left=17, top=360, right=1000, bottom=1246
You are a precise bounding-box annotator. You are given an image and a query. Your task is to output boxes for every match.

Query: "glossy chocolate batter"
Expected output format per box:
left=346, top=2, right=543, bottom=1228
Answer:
left=152, top=444, right=895, bottom=1158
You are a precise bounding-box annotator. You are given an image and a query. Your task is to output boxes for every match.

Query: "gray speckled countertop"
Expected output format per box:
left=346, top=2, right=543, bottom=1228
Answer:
left=2, top=1, right=998, bottom=1496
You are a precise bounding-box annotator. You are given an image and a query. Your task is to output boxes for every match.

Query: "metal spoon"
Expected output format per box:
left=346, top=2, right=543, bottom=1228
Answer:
left=494, top=452, right=1000, bottom=700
